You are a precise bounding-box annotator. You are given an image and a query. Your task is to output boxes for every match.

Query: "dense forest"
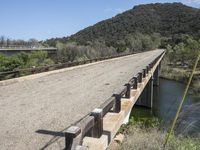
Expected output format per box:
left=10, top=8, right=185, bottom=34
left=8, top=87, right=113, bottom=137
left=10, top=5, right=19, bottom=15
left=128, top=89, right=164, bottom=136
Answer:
left=45, top=3, right=200, bottom=50
left=71, top=3, right=199, bottom=47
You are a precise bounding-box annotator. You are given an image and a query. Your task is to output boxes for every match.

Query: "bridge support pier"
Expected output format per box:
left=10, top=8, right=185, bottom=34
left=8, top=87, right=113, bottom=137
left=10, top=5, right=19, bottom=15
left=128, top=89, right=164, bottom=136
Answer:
left=135, top=77, right=153, bottom=108
left=153, top=63, right=160, bottom=86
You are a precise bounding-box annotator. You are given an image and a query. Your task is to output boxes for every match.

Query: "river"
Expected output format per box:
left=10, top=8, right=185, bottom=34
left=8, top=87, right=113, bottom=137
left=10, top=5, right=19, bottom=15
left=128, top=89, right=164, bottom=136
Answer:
left=131, top=78, right=200, bottom=136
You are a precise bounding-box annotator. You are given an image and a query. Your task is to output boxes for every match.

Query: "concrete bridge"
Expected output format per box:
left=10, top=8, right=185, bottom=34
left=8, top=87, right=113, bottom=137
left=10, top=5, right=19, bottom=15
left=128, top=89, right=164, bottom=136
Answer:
left=0, top=49, right=165, bottom=150
left=0, top=47, right=57, bottom=59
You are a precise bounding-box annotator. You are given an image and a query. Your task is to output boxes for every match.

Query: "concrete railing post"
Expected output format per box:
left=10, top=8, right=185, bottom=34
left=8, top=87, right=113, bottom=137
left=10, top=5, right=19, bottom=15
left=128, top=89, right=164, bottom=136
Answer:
left=149, top=63, right=153, bottom=69
left=138, top=72, right=143, bottom=83
left=146, top=66, right=149, bottom=74
left=133, top=76, right=138, bottom=89
left=143, top=69, right=146, bottom=78
left=125, top=83, right=131, bottom=98
left=113, top=94, right=121, bottom=113
left=65, top=126, right=81, bottom=150
left=91, top=108, right=103, bottom=138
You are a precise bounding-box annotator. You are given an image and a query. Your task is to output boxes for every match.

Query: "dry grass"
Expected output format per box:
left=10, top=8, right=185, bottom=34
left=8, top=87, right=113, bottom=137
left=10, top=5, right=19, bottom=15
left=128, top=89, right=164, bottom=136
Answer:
left=115, top=124, right=200, bottom=150
left=118, top=126, right=164, bottom=150
left=111, top=113, right=200, bottom=150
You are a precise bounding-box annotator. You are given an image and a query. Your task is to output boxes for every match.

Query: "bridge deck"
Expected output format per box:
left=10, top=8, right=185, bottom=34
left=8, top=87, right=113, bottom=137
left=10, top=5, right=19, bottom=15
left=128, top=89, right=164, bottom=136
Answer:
left=0, top=49, right=164, bottom=150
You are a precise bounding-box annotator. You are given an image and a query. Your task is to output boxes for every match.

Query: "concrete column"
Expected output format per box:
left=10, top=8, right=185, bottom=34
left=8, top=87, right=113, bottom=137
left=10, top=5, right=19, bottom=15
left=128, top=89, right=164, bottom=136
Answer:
left=148, top=77, right=154, bottom=108
left=135, top=77, right=153, bottom=108
left=153, top=65, right=160, bottom=86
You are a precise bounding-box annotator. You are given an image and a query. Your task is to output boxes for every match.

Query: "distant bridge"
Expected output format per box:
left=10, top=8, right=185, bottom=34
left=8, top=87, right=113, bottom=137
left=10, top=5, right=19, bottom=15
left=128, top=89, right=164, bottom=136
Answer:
left=0, top=47, right=57, bottom=59
left=0, top=49, right=165, bottom=150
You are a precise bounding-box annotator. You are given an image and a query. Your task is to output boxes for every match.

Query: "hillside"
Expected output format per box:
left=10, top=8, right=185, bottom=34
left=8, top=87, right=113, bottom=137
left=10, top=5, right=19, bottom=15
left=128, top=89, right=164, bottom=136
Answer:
left=72, top=3, right=198, bottom=41
left=45, top=3, right=200, bottom=50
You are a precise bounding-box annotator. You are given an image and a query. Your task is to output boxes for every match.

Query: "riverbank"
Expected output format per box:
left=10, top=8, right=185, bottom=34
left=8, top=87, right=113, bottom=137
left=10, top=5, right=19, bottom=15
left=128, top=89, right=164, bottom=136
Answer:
left=109, top=118, right=200, bottom=150
left=160, top=58, right=200, bottom=95
left=109, top=77, right=200, bottom=150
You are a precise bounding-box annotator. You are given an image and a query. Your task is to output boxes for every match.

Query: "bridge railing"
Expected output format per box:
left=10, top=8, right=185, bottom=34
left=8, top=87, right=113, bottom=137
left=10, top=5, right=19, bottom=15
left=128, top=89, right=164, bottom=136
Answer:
left=0, top=51, right=144, bottom=81
left=64, top=51, right=165, bottom=150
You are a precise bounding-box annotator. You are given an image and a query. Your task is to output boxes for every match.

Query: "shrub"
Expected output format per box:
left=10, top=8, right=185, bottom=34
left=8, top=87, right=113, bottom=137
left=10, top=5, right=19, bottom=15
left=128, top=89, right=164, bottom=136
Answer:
left=0, top=51, right=54, bottom=72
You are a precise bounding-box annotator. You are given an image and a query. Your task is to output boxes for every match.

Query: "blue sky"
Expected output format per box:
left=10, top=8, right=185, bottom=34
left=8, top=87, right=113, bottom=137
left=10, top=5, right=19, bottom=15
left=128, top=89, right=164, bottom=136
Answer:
left=0, top=0, right=200, bottom=40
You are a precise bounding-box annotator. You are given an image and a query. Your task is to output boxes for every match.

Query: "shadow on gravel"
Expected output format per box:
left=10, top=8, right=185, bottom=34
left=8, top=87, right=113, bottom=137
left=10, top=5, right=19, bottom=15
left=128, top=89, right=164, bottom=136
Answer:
left=36, top=128, right=67, bottom=150
left=36, top=130, right=64, bottom=137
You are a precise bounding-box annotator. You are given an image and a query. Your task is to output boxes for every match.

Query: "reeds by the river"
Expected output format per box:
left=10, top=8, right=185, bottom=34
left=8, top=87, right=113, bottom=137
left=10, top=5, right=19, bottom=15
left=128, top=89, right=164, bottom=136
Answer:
left=175, top=103, right=200, bottom=137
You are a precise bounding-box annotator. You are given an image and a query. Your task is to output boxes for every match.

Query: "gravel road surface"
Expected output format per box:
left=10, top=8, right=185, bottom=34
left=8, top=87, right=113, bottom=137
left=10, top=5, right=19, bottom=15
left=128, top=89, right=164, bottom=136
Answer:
left=0, top=49, right=164, bottom=150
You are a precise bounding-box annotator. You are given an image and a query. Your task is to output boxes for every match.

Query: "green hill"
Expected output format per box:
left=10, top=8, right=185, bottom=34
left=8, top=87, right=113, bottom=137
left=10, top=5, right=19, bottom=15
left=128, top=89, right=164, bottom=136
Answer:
left=45, top=3, right=200, bottom=51
left=71, top=3, right=199, bottom=42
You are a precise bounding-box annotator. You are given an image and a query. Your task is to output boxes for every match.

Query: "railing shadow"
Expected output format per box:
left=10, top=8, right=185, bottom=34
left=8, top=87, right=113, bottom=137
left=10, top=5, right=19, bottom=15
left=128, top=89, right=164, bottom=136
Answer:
left=36, top=129, right=65, bottom=137
left=36, top=128, right=68, bottom=150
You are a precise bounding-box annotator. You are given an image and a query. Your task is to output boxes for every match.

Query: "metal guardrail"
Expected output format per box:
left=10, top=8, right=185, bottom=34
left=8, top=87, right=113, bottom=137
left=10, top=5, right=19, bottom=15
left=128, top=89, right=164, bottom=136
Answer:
left=0, top=52, right=137, bottom=81
left=64, top=51, right=165, bottom=150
